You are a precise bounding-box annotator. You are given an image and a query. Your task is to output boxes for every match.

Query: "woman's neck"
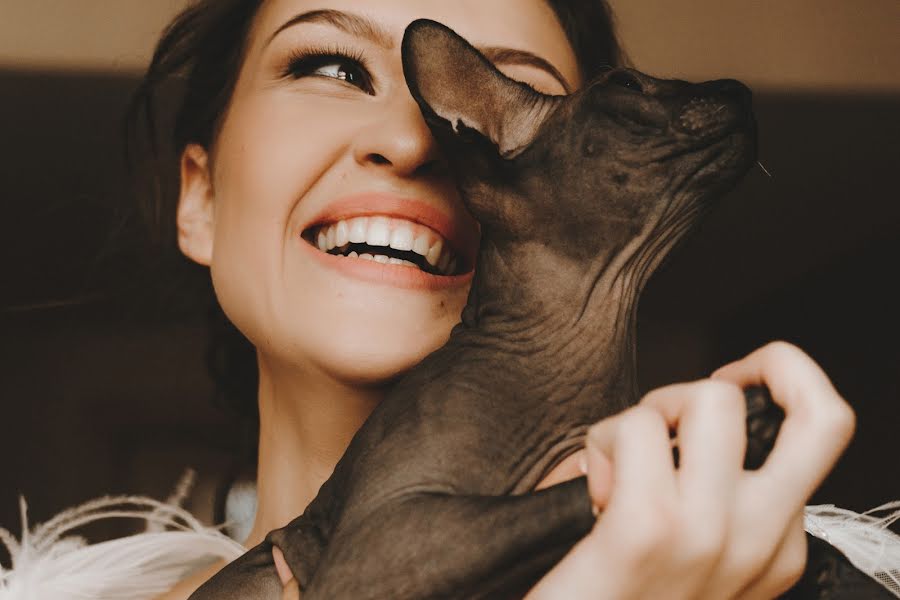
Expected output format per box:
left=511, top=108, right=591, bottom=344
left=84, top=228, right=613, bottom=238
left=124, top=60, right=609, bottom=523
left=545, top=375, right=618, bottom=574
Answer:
left=243, top=354, right=386, bottom=547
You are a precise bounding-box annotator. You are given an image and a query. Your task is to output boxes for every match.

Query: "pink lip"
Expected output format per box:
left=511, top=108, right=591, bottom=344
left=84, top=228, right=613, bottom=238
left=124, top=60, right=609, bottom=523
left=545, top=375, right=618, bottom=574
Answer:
left=299, top=192, right=479, bottom=292
left=301, top=193, right=479, bottom=266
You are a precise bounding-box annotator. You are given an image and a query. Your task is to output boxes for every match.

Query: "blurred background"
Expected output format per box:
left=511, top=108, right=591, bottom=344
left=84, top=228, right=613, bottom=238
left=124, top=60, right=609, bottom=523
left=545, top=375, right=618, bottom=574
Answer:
left=1, top=0, right=898, bottom=543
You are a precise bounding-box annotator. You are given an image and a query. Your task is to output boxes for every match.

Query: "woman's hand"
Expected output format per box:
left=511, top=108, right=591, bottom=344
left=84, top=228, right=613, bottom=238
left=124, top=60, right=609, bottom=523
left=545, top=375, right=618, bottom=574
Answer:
left=273, top=546, right=301, bottom=600
left=525, top=341, right=855, bottom=599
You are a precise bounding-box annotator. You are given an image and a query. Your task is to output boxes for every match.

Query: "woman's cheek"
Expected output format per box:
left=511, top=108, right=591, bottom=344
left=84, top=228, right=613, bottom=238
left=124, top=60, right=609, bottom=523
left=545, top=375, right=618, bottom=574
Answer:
left=204, top=99, right=353, bottom=345
left=207, top=208, right=280, bottom=353
left=203, top=88, right=473, bottom=380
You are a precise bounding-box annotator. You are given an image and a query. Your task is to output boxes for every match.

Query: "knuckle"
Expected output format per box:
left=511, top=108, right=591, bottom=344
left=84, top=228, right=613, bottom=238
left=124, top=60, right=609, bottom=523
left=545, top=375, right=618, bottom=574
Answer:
left=639, top=386, right=666, bottom=405
left=758, top=341, right=803, bottom=376
left=622, top=405, right=664, bottom=433
left=688, top=380, right=744, bottom=413
left=816, top=402, right=856, bottom=443
left=638, top=386, right=676, bottom=415
left=701, top=379, right=742, bottom=401
left=764, top=340, right=802, bottom=360
left=833, top=402, right=857, bottom=435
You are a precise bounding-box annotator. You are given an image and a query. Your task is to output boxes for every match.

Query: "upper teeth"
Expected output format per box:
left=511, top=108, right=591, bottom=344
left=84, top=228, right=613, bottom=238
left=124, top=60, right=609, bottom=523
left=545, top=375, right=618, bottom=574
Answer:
left=313, top=216, right=459, bottom=275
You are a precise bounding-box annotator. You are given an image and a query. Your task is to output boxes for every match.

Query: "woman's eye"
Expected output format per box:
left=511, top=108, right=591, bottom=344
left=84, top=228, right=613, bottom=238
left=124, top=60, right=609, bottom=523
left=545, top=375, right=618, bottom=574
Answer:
left=315, top=61, right=365, bottom=85
left=285, top=53, right=374, bottom=94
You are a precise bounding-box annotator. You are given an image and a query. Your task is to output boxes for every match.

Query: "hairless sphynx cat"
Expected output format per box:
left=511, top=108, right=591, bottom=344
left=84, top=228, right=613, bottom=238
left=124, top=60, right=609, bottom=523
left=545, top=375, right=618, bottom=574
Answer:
left=190, top=20, right=891, bottom=600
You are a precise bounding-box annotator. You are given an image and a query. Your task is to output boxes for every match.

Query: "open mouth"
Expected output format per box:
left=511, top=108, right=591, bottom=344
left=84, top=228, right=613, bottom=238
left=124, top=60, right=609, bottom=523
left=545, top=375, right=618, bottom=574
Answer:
left=301, top=215, right=464, bottom=277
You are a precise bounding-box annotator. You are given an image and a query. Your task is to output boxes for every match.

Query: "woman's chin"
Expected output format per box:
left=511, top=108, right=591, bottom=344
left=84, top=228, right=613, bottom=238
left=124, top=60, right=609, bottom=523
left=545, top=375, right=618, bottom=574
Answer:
left=314, top=342, right=445, bottom=388
left=256, top=319, right=451, bottom=389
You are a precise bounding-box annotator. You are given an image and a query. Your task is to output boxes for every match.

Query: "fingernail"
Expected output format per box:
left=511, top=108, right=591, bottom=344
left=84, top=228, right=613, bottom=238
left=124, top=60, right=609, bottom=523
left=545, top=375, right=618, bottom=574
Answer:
left=578, top=452, right=588, bottom=475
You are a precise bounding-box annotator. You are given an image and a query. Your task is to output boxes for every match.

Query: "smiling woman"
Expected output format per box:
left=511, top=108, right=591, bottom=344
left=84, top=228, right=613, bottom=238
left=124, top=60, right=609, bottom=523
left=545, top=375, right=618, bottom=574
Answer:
left=131, top=0, right=614, bottom=413
left=124, top=1, right=620, bottom=597
left=67, top=0, right=861, bottom=599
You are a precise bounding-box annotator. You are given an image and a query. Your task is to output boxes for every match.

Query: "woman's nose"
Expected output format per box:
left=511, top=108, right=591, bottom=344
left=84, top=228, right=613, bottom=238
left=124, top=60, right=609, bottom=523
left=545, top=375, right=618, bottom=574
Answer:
left=353, top=89, right=443, bottom=178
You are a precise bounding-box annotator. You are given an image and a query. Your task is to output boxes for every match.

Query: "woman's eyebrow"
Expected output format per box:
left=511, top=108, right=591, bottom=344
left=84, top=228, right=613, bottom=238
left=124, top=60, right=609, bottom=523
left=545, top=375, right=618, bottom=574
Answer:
left=478, top=47, right=573, bottom=94
left=265, top=11, right=572, bottom=93
left=266, top=9, right=394, bottom=50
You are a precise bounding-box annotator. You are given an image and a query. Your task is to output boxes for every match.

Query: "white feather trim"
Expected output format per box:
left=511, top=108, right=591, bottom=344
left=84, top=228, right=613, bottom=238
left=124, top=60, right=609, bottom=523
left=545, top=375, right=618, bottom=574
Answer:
left=805, top=501, right=900, bottom=598
left=3, top=484, right=899, bottom=600
left=0, top=494, right=245, bottom=600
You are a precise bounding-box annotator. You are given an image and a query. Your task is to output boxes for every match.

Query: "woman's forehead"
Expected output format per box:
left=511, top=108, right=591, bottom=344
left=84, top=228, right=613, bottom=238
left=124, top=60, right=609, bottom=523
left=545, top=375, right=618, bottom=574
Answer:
left=251, top=0, right=581, bottom=87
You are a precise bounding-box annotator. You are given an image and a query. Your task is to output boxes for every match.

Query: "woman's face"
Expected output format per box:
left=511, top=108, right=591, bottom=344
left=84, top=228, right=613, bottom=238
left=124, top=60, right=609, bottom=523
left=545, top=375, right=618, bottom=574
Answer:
left=179, top=0, right=580, bottom=386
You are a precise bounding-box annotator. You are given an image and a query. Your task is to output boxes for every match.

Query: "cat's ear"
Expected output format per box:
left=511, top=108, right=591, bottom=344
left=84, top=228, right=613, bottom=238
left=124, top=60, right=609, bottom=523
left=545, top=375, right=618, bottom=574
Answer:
left=402, top=19, right=558, bottom=159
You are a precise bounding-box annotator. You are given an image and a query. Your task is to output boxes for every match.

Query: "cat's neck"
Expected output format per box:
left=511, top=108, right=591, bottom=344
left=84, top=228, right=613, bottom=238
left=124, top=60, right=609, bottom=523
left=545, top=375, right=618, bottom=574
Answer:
left=451, top=236, right=642, bottom=408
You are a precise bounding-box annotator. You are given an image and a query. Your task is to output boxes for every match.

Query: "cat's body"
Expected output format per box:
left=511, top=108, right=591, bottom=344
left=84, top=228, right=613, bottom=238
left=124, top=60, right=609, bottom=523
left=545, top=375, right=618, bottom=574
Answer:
left=190, top=20, right=887, bottom=600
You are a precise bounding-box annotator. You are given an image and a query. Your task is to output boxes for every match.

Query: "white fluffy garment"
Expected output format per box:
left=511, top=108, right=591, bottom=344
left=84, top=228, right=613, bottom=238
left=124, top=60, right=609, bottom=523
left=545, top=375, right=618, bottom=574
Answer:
left=2, top=487, right=900, bottom=599
left=805, top=501, right=900, bottom=598
left=0, top=493, right=244, bottom=600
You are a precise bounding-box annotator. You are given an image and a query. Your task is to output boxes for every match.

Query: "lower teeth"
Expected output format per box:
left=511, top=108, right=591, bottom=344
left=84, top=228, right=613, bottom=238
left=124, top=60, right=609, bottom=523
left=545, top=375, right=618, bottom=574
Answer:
left=348, top=252, right=419, bottom=270
left=309, top=228, right=458, bottom=275
left=321, top=243, right=452, bottom=275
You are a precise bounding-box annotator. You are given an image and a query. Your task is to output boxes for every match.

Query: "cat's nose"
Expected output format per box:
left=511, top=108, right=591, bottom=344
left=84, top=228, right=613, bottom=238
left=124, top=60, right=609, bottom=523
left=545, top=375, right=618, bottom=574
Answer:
left=709, top=79, right=753, bottom=113
left=674, top=78, right=754, bottom=136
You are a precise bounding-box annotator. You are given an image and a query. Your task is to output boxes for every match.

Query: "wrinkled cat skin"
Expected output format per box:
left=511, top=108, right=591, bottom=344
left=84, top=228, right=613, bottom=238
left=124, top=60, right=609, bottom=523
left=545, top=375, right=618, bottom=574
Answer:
left=191, top=20, right=886, bottom=600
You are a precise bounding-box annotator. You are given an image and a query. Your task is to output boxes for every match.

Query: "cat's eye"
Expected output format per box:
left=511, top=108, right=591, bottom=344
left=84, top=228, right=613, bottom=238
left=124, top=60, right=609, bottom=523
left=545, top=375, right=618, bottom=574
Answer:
left=608, top=71, right=644, bottom=94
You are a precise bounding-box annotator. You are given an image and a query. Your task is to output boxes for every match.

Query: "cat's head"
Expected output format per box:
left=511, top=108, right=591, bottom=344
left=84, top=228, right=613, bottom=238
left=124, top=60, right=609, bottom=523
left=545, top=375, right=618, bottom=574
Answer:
left=402, top=20, right=756, bottom=270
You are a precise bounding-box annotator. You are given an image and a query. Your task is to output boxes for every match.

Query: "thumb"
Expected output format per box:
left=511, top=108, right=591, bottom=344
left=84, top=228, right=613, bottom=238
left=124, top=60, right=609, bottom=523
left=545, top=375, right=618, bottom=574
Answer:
left=273, top=546, right=301, bottom=599
left=272, top=546, right=293, bottom=585
left=584, top=430, right=614, bottom=511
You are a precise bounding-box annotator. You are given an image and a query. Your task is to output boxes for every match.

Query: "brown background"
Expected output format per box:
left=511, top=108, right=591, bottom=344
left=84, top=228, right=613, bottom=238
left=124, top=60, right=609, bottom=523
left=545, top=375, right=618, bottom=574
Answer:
left=1, top=2, right=898, bottom=543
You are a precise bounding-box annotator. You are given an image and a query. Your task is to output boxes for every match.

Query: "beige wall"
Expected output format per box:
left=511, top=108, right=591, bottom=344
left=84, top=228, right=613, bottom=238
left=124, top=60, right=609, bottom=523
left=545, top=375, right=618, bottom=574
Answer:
left=1, top=1, right=898, bottom=92
left=609, top=0, right=900, bottom=92
left=0, top=0, right=188, bottom=72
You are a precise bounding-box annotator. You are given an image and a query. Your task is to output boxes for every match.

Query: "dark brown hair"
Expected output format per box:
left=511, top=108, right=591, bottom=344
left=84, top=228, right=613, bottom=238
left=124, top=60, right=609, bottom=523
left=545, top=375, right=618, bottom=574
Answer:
left=126, top=0, right=622, bottom=424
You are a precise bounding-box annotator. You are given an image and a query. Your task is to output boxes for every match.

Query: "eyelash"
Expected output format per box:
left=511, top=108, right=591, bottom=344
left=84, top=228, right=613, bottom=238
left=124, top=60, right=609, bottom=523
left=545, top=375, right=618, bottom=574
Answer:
left=281, top=45, right=374, bottom=94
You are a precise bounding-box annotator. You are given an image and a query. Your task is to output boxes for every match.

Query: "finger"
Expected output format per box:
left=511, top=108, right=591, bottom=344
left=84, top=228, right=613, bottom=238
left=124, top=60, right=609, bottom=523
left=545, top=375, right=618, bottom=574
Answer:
left=713, top=342, right=855, bottom=505
left=647, top=381, right=746, bottom=533
left=588, top=405, right=677, bottom=507
left=282, top=579, right=301, bottom=600
left=711, top=342, right=835, bottom=409
left=675, top=380, right=745, bottom=499
left=273, top=546, right=302, bottom=599
left=272, top=546, right=294, bottom=586
left=640, top=381, right=747, bottom=488
left=639, top=380, right=703, bottom=428
left=735, top=511, right=807, bottom=600
left=522, top=532, right=621, bottom=599
left=582, top=408, right=681, bottom=599
left=584, top=438, right=613, bottom=510
left=640, top=379, right=747, bottom=447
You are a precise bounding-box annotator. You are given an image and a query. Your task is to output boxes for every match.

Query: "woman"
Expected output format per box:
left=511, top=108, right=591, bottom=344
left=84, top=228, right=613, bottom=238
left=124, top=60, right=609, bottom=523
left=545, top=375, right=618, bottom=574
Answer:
left=133, top=0, right=855, bottom=598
